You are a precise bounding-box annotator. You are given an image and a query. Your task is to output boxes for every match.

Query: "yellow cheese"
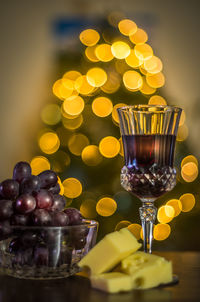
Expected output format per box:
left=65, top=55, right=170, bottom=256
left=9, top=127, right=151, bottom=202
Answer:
left=119, top=251, right=173, bottom=289
left=90, top=272, right=132, bottom=293
left=78, top=228, right=141, bottom=275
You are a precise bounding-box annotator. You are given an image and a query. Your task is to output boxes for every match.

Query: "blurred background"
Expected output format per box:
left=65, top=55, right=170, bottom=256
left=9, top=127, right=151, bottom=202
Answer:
left=0, top=0, right=200, bottom=250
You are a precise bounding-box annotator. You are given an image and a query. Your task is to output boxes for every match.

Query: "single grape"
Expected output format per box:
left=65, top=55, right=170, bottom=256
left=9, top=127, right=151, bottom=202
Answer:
left=48, top=183, right=60, bottom=195
left=38, top=170, right=58, bottom=189
left=20, top=175, right=41, bottom=194
left=64, top=208, right=83, bottom=225
left=21, top=231, right=39, bottom=247
left=51, top=211, right=69, bottom=226
left=0, top=200, right=13, bottom=220
left=15, top=194, right=36, bottom=214
left=0, top=220, right=12, bottom=240
left=32, top=209, right=51, bottom=226
left=12, top=248, right=33, bottom=266
left=13, top=161, right=32, bottom=183
left=9, top=238, right=21, bottom=253
left=51, top=194, right=66, bottom=212
left=0, top=179, right=19, bottom=200
left=11, top=214, right=29, bottom=226
left=34, top=190, right=53, bottom=209
left=34, top=243, right=49, bottom=266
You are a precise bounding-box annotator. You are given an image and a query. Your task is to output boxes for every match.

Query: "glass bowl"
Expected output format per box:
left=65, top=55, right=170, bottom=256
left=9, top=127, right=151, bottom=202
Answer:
left=0, top=219, right=98, bottom=279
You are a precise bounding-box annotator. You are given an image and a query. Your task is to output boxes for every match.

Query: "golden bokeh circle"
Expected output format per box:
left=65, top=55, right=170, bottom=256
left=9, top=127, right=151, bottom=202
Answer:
left=101, top=71, right=121, bottom=94
left=154, top=224, right=171, bottom=241
left=118, top=19, right=137, bottom=36
left=181, top=155, right=198, bottom=168
left=74, top=75, right=95, bottom=95
left=140, top=78, right=156, bottom=95
left=179, top=193, right=196, bottom=212
left=63, top=95, right=84, bottom=116
left=96, top=197, right=117, bottom=217
left=127, top=223, right=142, bottom=240
left=39, top=132, right=60, bottom=155
left=123, top=70, right=143, bottom=90
left=41, top=104, right=61, bottom=126
left=181, top=162, right=198, bottom=182
left=166, top=199, right=182, bottom=217
left=99, top=136, right=120, bottom=158
left=80, top=199, right=97, bottom=218
left=176, top=124, right=189, bottom=142
left=92, top=97, right=113, bottom=117
left=86, top=68, right=107, bottom=87
left=111, top=41, right=131, bottom=59
left=68, top=133, right=89, bottom=156
left=148, top=95, right=167, bottom=105
left=134, top=43, right=153, bottom=61
left=85, top=46, right=99, bottom=62
left=30, top=156, right=51, bottom=175
left=81, top=145, right=103, bottom=166
left=125, top=49, right=143, bottom=68
left=144, top=56, right=163, bottom=74
left=62, top=114, right=83, bottom=130
left=129, top=28, right=148, bottom=44
left=63, top=70, right=82, bottom=81
left=146, top=72, right=165, bottom=88
left=157, top=205, right=175, bottom=223
left=63, top=178, right=82, bottom=198
left=115, top=220, right=131, bottom=231
left=79, top=29, right=100, bottom=46
left=179, top=110, right=186, bottom=126
left=59, top=79, right=74, bottom=99
left=95, top=44, right=114, bottom=62
left=112, top=103, right=127, bottom=124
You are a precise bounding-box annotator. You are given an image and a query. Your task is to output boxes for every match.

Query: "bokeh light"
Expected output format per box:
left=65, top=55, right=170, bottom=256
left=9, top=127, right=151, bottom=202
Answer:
left=41, top=104, right=61, bottom=126
left=179, top=193, right=196, bottom=212
left=115, top=220, right=131, bottom=231
left=129, top=28, right=148, bottom=44
left=181, top=162, right=198, bottom=182
left=63, top=178, right=82, bottom=199
left=92, top=97, right=113, bottom=117
left=157, top=205, right=175, bottom=223
left=144, top=56, right=163, bottom=74
left=86, top=68, right=107, bottom=87
left=111, top=41, right=131, bottom=59
left=148, top=95, right=167, bottom=105
left=107, top=11, right=125, bottom=27
left=119, top=137, right=124, bottom=156
left=62, top=114, right=83, bottom=130
left=166, top=199, right=182, bottom=217
left=112, top=103, right=127, bottom=124
left=58, top=79, right=74, bottom=99
left=123, top=70, right=143, bottom=90
left=140, top=78, right=156, bottom=95
left=39, top=132, right=60, bottom=154
left=101, top=71, right=121, bottom=94
left=30, top=156, right=51, bottom=175
left=181, top=155, right=198, bottom=168
left=154, top=224, right=171, bottom=241
left=68, top=133, right=89, bottom=156
left=95, top=44, right=114, bottom=62
left=74, top=75, right=95, bottom=95
left=57, top=177, right=64, bottom=196
left=134, top=43, right=153, bottom=61
left=146, top=72, right=165, bottom=88
left=63, top=95, right=84, bottom=116
left=96, top=197, right=117, bottom=217
left=118, top=19, right=137, bottom=36
left=127, top=224, right=142, bottom=240
left=81, top=145, right=103, bottom=166
left=80, top=199, right=97, bottom=218
left=79, top=29, right=100, bottom=46
left=179, top=110, right=186, bottom=126
left=85, top=46, right=99, bottom=62
left=63, top=70, right=82, bottom=81
left=99, top=136, right=120, bottom=158
left=50, top=150, right=71, bottom=173
left=125, top=49, right=143, bottom=68
left=176, top=124, right=189, bottom=141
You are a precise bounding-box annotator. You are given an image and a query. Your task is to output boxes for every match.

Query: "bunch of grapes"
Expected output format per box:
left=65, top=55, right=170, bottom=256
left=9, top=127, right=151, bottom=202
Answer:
left=0, top=162, right=88, bottom=268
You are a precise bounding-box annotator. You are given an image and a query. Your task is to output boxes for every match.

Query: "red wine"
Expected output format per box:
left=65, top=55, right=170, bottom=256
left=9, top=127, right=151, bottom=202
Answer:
left=121, top=134, right=176, bottom=199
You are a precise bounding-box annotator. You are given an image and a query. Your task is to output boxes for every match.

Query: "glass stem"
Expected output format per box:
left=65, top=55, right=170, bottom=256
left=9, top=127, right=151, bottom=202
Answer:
left=139, top=201, right=157, bottom=253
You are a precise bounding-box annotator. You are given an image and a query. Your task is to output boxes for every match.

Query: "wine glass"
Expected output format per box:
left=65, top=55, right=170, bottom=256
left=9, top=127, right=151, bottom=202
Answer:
left=117, top=105, right=182, bottom=253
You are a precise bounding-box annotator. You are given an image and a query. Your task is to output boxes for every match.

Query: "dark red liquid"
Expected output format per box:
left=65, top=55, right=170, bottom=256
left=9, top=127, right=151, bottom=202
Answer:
left=121, top=134, right=176, bottom=199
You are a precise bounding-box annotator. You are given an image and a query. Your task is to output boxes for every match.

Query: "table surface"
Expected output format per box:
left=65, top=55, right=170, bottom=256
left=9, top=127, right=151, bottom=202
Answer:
left=0, top=252, right=199, bottom=302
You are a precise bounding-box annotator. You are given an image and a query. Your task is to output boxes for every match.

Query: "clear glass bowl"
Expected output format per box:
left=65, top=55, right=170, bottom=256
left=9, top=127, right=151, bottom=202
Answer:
left=0, top=219, right=98, bottom=279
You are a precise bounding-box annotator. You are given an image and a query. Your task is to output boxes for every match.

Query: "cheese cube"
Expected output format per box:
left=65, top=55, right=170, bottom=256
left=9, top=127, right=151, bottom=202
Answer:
left=78, top=228, right=141, bottom=275
left=119, top=251, right=173, bottom=289
left=91, top=272, right=132, bottom=293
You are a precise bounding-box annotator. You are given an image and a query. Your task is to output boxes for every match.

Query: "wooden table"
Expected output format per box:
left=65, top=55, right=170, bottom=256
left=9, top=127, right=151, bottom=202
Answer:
left=0, top=252, right=199, bottom=302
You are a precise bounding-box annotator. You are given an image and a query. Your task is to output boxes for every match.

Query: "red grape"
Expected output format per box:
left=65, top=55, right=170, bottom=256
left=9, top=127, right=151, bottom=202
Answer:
left=11, top=214, right=29, bottom=226
left=32, top=209, right=52, bottom=226
left=0, top=179, right=19, bottom=200
left=51, top=211, right=69, bottom=226
left=51, top=194, right=66, bottom=212
left=0, top=200, right=13, bottom=220
left=48, top=183, right=60, bottom=195
left=15, top=194, right=36, bottom=214
left=34, top=190, right=53, bottom=209
left=38, top=170, right=58, bottom=189
left=34, top=243, right=49, bottom=266
left=20, top=175, right=41, bottom=194
left=0, top=220, right=12, bottom=240
left=64, top=208, right=83, bottom=225
left=13, top=161, right=32, bottom=183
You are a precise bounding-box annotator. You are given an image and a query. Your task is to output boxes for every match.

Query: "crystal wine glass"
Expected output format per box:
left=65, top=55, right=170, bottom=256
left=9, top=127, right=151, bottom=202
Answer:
left=117, top=105, right=182, bottom=253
